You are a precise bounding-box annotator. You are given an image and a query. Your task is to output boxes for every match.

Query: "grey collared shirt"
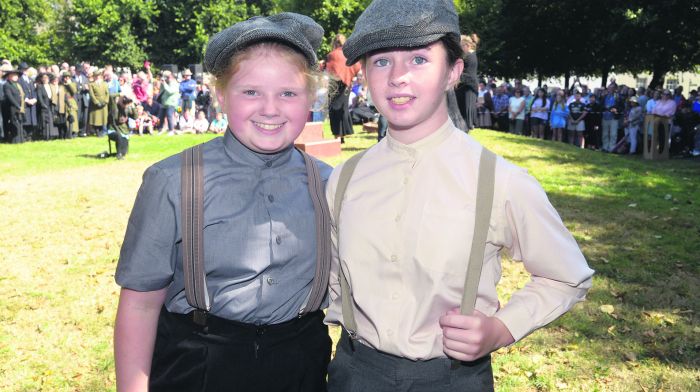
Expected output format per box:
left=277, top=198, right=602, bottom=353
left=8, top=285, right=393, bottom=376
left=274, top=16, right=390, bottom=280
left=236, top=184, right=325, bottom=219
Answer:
left=115, top=131, right=332, bottom=324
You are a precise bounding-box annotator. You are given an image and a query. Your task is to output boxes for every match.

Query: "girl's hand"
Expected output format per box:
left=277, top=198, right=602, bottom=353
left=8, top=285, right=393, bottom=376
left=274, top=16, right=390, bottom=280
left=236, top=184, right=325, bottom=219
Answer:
left=439, top=308, right=515, bottom=362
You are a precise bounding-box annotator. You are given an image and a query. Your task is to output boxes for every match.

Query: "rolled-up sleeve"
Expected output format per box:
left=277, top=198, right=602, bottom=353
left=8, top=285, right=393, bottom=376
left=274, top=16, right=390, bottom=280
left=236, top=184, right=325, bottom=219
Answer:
left=494, top=168, right=594, bottom=342
left=115, top=165, right=179, bottom=291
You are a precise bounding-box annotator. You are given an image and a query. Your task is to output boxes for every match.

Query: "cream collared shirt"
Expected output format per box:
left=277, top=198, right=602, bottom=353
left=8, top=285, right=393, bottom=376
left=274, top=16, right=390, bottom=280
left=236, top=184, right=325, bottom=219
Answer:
left=324, top=120, right=594, bottom=360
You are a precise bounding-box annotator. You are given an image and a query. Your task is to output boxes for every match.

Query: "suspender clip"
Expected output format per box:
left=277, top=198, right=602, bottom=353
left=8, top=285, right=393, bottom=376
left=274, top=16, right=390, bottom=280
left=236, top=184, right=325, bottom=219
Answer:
left=192, top=309, right=208, bottom=329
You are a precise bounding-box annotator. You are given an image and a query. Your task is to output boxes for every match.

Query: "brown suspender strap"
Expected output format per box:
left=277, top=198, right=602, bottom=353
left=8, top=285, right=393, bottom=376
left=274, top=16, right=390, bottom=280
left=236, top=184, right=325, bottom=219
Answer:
left=181, top=145, right=210, bottom=315
left=335, top=148, right=497, bottom=344
left=298, top=149, right=333, bottom=315
left=180, top=146, right=331, bottom=322
left=334, top=151, right=367, bottom=337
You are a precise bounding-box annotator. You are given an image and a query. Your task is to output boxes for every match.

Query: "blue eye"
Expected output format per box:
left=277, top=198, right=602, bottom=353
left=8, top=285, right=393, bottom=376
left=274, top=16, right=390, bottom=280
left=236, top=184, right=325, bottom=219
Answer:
left=412, top=56, right=428, bottom=65
left=243, top=90, right=257, bottom=96
left=281, top=91, right=297, bottom=97
left=373, top=58, right=389, bottom=67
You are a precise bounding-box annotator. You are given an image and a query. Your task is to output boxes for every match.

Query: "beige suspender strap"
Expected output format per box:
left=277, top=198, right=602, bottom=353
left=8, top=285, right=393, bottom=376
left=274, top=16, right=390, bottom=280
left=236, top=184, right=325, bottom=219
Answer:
left=181, top=145, right=211, bottom=315
left=334, top=151, right=367, bottom=337
left=298, top=149, right=333, bottom=315
left=459, top=148, right=497, bottom=315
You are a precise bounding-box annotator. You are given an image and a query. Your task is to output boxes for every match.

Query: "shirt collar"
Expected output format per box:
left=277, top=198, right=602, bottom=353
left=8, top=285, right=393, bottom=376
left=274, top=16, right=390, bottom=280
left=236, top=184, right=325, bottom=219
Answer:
left=222, top=128, right=294, bottom=168
left=386, top=119, right=454, bottom=158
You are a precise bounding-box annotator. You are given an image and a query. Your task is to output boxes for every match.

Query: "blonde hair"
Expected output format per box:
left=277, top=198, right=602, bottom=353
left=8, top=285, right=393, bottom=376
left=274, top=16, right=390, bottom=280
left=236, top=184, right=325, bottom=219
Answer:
left=213, top=41, right=320, bottom=100
left=332, top=34, right=346, bottom=49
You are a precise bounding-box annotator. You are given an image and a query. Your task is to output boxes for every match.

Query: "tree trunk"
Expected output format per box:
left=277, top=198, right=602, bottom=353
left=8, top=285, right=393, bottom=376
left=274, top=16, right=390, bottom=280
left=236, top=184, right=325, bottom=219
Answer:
left=601, top=70, right=609, bottom=88
left=537, top=73, right=542, bottom=87
left=648, top=71, right=666, bottom=90
left=564, top=71, right=570, bottom=90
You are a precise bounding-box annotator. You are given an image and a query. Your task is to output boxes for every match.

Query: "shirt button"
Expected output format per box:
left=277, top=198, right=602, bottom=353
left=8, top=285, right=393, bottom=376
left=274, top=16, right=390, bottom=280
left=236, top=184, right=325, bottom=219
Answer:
left=275, top=235, right=282, bottom=245
left=267, top=194, right=274, bottom=202
left=391, top=292, right=399, bottom=300
left=395, top=214, right=401, bottom=222
left=265, top=161, right=272, bottom=167
left=266, top=277, right=274, bottom=285
left=403, top=177, right=409, bottom=185
left=390, top=255, right=398, bottom=263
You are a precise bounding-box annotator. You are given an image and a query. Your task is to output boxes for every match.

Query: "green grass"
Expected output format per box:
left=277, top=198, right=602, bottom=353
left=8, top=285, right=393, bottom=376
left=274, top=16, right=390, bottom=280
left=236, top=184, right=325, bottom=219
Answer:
left=0, top=126, right=698, bottom=391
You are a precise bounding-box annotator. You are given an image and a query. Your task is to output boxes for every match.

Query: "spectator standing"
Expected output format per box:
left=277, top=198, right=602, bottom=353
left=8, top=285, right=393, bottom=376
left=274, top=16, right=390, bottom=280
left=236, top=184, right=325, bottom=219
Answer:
left=194, top=83, right=212, bottom=119
left=476, top=81, right=493, bottom=129
left=88, top=69, right=110, bottom=136
left=36, top=73, right=58, bottom=140
left=18, top=63, right=38, bottom=140
left=585, top=94, right=603, bottom=150
left=0, top=65, right=6, bottom=141
left=567, top=90, right=587, bottom=147
left=457, top=33, right=479, bottom=130
left=492, top=85, right=509, bottom=131
left=179, top=68, right=197, bottom=117
left=508, top=88, right=526, bottom=134
left=601, top=85, right=624, bottom=152
left=550, top=91, right=568, bottom=142
left=624, top=96, right=643, bottom=154
left=326, top=34, right=361, bottom=143
left=529, top=88, right=550, bottom=139
left=74, top=62, right=91, bottom=135
left=157, top=70, right=179, bottom=135
left=2, top=68, right=26, bottom=143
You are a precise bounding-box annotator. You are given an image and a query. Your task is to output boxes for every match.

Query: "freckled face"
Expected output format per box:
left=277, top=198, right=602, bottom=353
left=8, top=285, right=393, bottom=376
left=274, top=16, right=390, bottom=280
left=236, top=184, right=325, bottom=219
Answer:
left=363, top=42, right=463, bottom=143
left=217, top=49, right=312, bottom=154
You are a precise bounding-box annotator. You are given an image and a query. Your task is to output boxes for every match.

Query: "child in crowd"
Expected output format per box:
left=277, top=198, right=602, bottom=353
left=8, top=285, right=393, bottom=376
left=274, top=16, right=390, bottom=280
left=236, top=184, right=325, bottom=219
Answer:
left=192, top=110, right=210, bottom=134
left=177, top=109, right=194, bottom=133
left=324, top=0, right=594, bottom=390
left=208, top=111, right=228, bottom=134
left=135, top=104, right=154, bottom=135
left=114, top=13, right=333, bottom=391
left=550, top=91, right=568, bottom=142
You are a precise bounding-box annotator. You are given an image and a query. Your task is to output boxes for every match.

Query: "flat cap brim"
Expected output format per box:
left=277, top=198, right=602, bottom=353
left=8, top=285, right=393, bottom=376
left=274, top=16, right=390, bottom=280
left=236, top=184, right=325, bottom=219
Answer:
left=204, top=13, right=324, bottom=75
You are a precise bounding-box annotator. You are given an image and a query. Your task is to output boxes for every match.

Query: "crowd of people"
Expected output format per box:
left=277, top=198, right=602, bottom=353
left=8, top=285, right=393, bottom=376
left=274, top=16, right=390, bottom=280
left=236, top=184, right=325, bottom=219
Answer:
left=0, top=59, right=229, bottom=158
left=471, top=79, right=700, bottom=157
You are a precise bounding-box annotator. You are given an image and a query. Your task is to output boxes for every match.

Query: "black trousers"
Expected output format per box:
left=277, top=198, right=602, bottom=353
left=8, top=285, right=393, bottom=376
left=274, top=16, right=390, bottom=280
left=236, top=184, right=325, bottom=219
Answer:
left=150, top=307, right=331, bottom=392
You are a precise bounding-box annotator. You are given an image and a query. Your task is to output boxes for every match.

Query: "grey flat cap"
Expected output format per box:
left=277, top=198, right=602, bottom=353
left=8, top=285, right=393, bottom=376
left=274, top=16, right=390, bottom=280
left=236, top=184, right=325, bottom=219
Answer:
left=343, top=0, right=460, bottom=65
left=204, top=12, right=324, bottom=74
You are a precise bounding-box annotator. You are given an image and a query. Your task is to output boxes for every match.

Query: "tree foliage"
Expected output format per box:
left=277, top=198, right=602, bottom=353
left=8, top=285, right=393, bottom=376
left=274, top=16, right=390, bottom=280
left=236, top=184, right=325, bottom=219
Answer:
left=0, top=0, right=59, bottom=64
left=60, top=0, right=158, bottom=68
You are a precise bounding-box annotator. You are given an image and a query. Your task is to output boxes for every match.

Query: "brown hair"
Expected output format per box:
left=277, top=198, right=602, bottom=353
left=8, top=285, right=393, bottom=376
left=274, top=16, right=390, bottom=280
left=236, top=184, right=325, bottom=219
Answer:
left=213, top=41, right=321, bottom=100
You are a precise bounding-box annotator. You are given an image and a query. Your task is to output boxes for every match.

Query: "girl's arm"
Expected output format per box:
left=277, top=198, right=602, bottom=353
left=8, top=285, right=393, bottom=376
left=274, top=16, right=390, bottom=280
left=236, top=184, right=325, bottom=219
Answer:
left=114, top=288, right=167, bottom=392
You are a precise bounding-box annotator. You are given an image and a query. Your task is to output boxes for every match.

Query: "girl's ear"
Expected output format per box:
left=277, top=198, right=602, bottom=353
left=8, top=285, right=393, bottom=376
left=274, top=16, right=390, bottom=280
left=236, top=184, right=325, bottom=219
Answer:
left=216, top=89, right=226, bottom=108
left=446, top=58, right=464, bottom=91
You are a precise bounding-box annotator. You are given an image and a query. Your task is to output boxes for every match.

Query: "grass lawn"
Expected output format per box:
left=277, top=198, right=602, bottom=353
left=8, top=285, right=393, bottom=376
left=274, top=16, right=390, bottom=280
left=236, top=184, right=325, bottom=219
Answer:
left=0, top=127, right=698, bottom=391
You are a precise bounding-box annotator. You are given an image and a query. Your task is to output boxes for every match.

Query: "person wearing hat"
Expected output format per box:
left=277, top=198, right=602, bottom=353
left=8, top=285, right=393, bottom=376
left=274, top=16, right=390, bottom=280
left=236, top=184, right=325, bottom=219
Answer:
left=36, top=72, right=59, bottom=140
left=2, top=68, right=26, bottom=143
left=114, top=12, right=333, bottom=391
left=324, top=1, right=594, bottom=390
left=88, top=69, right=109, bottom=136
left=179, top=68, right=197, bottom=118
left=623, top=96, right=643, bottom=154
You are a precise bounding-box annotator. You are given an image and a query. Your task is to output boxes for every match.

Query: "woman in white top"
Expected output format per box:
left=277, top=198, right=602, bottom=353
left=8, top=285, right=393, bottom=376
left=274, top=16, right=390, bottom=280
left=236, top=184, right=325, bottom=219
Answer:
left=508, top=88, right=526, bottom=135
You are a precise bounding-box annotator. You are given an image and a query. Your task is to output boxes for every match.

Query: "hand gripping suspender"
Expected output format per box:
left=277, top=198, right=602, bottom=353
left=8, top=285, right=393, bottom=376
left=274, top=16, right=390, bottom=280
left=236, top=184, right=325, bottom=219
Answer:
left=334, top=148, right=497, bottom=354
left=180, top=145, right=332, bottom=327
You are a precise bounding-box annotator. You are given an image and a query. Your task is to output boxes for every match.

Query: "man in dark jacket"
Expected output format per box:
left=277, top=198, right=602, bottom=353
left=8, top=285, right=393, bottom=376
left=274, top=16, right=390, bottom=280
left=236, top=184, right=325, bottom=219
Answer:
left=2, top=68, right=26, bottom=143
left=17, top=62, right=38, bottom=140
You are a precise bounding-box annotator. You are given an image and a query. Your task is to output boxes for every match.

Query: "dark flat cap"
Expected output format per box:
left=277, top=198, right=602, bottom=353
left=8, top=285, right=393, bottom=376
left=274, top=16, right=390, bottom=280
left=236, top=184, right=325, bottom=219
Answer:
left=18, top=62, right=29, bottom=71
left=204, top=12, right=324, bottom=74
left=343, top=0, right=460, bottom=65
